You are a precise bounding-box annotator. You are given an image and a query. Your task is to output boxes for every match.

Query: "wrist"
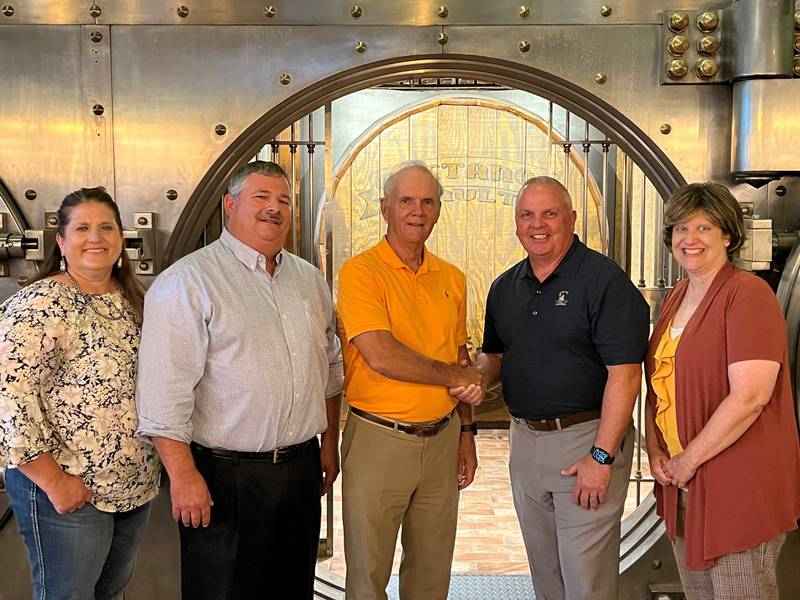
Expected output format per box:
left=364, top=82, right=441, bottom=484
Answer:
left=589, top=444, right=615, bottom=465
left=460, top=423, right=477, bottom=435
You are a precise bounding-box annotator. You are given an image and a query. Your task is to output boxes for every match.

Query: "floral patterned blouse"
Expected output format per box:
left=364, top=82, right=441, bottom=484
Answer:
left=0, top=279, right=160, bottom=512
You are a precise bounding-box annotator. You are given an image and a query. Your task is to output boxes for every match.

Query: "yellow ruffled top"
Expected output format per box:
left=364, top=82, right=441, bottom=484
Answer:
left=651, top=323, right=685, bottom=457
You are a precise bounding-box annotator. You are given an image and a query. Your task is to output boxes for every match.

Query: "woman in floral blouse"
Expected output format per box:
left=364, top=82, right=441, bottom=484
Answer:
left=0, top=187, right=160, bottom=599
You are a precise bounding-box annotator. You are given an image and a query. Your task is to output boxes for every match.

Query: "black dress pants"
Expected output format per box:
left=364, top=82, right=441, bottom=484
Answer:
left=180, top=438, right=322, bottom=600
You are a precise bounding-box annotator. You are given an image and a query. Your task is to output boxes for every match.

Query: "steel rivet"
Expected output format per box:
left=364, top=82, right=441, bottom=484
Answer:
left=24, top=189, right=37, bottom=201
left=92, top=104, right=105, bottom=116
left=697, top=35, right=719, bottom=56
left=354, top=40, right=367, bottom=53
left=519, top=5, right=530, bottom=18
left=165, top=189, right=178, bottom=201
left=279, top=72, right=292, bottom=85
left=595, top=72, right=607, bottom=84
left=697, top=11, right=718, bottom=33
left=1, top=4, right=14, bottom=17
left=776, top=185, right=787, bottom=197
left=89, top=4, right=101, bottom=18
left=438, top=5, right=448, bottom=18
left=138, top=261, right=151, bottom=272
left=350, top=5, right=362, bottom=18
left=89, top=30, right=103, bottom=43
left=668, top=35, right=689, bottom=56
left=794, top=35, right=800, bottom=53
left=264, top=5, right=276, bottom=18
left=669, top=12, right=689, bottom=32
left=794, top=59, right=800, bottom=77
left=795, top=12, right=800, bottom=31
left=177, top=5, right=189, bottom=18
left=518, top=40, right=531, bottom=53
left=695, top=58, right=718, bottom=79
left=214, top=124, right=227, bottom=136
left=651, top=559, right=663, bottom=570
left=660, top=123, right=672, bottom=135
left=666, top=59, right=689, bottom=79
left=437, top=32, right=448, bottom=45
left=137, top=216, right=149, bottom=226
left=46, top=216, right=58, bottom=226
left=600, top=5, right=612, bottom=17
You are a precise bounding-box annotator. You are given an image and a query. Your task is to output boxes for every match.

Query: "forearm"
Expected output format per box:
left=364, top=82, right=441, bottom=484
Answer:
left=593, top=364, right=641, bottom=453
left=456, top=401, right=473, bottom=425
left=354, top=331, right=477, bottom=388
left=643, top=399, right=665, bottom=453
left=475, top=352, right=503, bottom=389
left=16, top=453, right=69, bottom=491
left=321, top=394, right=342, bottom=445
left=152, top=437, right=200, bottom=481
left=680, top=393, right=764, bottom=469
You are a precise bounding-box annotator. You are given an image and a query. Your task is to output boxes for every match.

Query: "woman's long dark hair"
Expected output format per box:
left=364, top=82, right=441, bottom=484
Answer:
left=28, top=187, right=145, bottom=322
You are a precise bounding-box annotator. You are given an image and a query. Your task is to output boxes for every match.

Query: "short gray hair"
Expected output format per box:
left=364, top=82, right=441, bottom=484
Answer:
left=383, top=160, right=444, bottom=203
left=228, top=160, right=289, bottom=198
left=516, top=176, right=573, bottom=209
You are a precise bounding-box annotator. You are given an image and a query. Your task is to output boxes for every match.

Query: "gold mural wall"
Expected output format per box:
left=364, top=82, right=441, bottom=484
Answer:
left=331, top=98, right=605, bottom=349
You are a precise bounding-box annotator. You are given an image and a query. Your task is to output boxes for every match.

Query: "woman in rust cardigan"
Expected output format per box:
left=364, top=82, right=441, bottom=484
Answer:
left=644, top=182, right=800, bottom=599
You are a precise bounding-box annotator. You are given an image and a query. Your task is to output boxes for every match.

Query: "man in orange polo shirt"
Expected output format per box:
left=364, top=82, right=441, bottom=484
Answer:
left=336, top=161, right=483, bottom=600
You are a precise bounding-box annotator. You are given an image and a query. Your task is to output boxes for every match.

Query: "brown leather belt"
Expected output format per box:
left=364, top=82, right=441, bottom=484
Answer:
left=514, top=409, right=601, bottom=432
left=350, top=406, right=451, bottom=437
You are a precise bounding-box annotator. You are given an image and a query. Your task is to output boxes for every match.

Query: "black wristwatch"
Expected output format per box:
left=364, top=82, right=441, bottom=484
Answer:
left=460, top=423, right=478, bottom=435
left=590, top=445, right=615, bottom=465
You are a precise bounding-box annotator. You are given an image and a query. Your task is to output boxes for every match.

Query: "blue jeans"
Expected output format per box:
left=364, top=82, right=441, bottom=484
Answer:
left=5, top=468, right=151, bottom=600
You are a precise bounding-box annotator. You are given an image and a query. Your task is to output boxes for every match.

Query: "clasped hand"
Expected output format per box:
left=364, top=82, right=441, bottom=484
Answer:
left=448, top=362, right=484, bottom=405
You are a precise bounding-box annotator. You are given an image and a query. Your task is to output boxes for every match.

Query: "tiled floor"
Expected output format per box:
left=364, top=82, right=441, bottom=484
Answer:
left=321, top=429, right=654, bottom=578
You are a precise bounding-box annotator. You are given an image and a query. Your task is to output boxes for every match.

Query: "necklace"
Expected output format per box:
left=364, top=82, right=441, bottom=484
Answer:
left=64, top=269, right=128, bottom=321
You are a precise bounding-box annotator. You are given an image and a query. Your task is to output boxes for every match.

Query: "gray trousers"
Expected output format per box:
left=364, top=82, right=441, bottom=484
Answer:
left=509, top=418, right=634, bottom=600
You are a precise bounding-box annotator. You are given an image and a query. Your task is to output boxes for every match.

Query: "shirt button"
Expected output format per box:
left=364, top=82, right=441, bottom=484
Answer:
left=532, top=311, right=538, bottom=316
left=291, top=352, right=297, bottom=357
left=282, top=314, right=288, bottom=320
left=536, top=290, right=542, bottom=295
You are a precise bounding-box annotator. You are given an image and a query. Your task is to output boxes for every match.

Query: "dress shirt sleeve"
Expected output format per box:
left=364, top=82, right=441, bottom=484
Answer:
left=136, top=271, right=211, bottom=444
left=324, top=292, right=344, bottom=398
left=336, top=259, right=391, bottom=342
left=591, top=269, right=650, bottom=365
left=725, top=275, right=785, bottom=364
left=0, top=289, right=65, bottom=467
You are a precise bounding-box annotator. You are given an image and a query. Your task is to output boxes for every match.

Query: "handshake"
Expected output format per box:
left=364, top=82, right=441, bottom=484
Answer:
left=447, top=360, right=485, bottom=406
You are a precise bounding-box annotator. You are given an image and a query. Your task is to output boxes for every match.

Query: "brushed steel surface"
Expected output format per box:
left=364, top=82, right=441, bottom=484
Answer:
left=732, top=78, right=800, bottom=174
left=81, top=25, right=115, bottom=196
left=0, top=0, right=732, bottom=26
left=726, top=0, right=795, bottom=79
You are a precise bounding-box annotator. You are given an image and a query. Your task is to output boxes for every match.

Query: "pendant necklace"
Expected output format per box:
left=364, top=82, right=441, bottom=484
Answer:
left=64, top=269, right=128, bottom=321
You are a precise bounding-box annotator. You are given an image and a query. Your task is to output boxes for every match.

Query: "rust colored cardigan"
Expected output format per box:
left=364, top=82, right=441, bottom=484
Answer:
left=645, top=263, right=800, bottom=570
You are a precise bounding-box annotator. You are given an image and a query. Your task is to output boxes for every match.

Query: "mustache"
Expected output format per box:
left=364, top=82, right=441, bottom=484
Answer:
left=258, top=212, right=283, bottom=225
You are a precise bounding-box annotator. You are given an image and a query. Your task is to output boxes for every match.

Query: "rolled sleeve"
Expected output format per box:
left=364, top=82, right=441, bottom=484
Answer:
left=135, top=272, right=210, bottom=444
left=325, top=303, right=344, bottom=398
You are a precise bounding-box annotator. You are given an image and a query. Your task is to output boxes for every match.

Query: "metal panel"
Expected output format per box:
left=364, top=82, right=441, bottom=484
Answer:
left=443, top=24, right=732, bottom=184
left=725, top=0, right=795, bottom=79
left=0, top=0, right=732, bottom=26
left=731, top=78, right=800, bottom=174
left=81, top=25, right=115, bottom=196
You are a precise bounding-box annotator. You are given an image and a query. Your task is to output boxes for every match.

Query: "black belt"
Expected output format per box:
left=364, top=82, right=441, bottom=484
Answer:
left=513, top=409, right=601, bottom=432
left=190, top=439, right=315, bottom=464
left=350, top=406, right=451, bottom=437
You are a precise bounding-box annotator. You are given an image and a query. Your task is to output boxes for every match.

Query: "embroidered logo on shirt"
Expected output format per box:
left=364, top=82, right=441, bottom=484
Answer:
left=444, top=290, right=450, bottom=299
left=555, top=291, right=569, bottom=306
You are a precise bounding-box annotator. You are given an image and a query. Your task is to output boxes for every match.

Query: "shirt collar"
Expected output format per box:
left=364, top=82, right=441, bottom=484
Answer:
left=517, top=235, right=585, bottom=282
left=375, top=236, right=440, bottom=274
left=219, top=228, right=283, bottom=273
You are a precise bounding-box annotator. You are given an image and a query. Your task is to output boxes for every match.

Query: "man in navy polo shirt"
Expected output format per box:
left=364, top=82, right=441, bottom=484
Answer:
left=471, top=176, right=648, bottom=600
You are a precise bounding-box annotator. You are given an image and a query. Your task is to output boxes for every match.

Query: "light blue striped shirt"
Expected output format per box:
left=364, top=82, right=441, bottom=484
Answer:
left=136, top=229, right=343, bottom=452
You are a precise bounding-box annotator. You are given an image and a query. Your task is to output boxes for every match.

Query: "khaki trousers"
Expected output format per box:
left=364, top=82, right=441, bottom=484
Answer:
left=673, top=490, right=785, bottom=600
left=509, top=418, right=634, bottom=600
left=341, top=410, right=460, bottom=600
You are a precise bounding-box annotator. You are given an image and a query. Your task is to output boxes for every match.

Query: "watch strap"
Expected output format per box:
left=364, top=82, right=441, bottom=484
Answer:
left=460, top=423, right=478, bottom=435
left=590, top=444, right=615, bottom=465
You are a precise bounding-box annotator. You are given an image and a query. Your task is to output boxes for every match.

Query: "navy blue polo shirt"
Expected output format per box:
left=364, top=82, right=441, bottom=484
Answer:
left=482, top=235, right=649, bottom=419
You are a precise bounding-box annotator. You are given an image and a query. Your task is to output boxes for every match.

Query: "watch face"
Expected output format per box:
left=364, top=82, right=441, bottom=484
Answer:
left=592, top=447, right=611, bottom=464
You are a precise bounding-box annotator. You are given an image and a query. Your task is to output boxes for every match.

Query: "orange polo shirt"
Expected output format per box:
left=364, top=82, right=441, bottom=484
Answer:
left=336, top=237, right=467, bottom=422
